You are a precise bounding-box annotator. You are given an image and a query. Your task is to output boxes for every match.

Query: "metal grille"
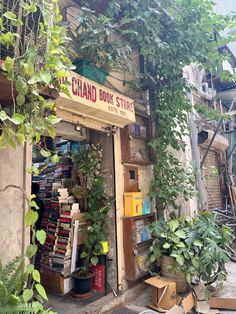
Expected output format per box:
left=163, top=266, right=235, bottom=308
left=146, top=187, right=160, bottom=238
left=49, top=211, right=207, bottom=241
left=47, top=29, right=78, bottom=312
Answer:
left=0, top=0, right=44, bottom=60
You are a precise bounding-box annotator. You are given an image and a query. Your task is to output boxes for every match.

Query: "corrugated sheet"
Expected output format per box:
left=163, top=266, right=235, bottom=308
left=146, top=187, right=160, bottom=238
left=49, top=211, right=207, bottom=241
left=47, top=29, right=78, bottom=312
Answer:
left=201, top=148, right=222, bottom=210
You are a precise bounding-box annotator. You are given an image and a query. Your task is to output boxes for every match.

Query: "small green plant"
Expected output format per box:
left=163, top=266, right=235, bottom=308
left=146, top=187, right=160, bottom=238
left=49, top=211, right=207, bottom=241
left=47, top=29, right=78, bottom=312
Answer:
left=149, top=211, right=234, bottom=287
left=79, top=177, right=111, bottom=276
left=0, top=256, right=55, bottom=314
left=71, top=144, right=103, bottom=211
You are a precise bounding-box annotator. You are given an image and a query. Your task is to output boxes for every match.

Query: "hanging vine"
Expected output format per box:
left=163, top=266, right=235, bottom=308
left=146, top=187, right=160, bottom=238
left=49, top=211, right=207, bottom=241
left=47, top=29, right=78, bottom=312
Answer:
left=0, top=0, right=73, bottom=152
left=77, top=0, right=233, bottom=211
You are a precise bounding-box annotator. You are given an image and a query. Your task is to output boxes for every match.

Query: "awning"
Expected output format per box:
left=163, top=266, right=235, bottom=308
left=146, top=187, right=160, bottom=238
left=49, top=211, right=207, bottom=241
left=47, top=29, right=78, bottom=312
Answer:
left=55, top=71, right=136, bottom=128
left=198, top=129, right=229, bottom=152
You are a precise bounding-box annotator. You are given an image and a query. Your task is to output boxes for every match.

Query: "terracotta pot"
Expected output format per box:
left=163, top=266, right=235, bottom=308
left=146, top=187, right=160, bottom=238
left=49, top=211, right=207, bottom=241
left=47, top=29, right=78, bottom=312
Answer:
left=161, top=256, right=190, bottom=293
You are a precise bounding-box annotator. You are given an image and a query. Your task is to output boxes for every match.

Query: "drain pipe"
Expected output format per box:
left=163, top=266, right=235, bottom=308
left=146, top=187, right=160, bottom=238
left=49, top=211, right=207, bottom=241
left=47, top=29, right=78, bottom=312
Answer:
left=188, top=92, right=206, bottom=211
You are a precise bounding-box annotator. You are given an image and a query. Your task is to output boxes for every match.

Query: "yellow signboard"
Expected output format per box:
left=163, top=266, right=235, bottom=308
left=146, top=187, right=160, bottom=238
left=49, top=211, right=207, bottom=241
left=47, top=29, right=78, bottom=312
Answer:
left=56, top=71, right=136, bottom=127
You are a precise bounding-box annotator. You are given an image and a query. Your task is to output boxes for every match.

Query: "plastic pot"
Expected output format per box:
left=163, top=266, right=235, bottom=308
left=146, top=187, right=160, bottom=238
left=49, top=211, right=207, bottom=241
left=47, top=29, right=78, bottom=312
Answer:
left=71, top=270, right=95, bottom=295
left=73, top=59, right=108, bottom=84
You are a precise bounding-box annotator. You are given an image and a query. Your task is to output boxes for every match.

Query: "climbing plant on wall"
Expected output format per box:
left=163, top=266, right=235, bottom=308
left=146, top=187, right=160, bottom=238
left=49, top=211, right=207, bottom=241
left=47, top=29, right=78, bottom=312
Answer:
left=77, top=0, right=233, bottom=211
left=0, top=0, right=72, bottom=152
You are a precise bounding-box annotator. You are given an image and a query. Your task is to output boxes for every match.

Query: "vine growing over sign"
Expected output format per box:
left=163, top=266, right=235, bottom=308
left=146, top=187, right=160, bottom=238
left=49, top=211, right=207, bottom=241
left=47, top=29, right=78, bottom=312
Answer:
left=78, top=0, right=233, bottom=211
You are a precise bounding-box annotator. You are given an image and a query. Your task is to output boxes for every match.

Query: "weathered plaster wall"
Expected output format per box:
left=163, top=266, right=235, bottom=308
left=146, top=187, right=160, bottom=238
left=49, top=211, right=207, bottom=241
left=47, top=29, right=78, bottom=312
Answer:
left=90, top=131, right=117, bottom=292
left=0, top=144, right=32, bottom=265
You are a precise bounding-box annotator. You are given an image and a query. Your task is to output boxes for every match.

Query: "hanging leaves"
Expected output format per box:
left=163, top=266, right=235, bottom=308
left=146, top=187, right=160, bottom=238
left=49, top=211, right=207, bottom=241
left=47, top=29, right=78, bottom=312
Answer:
left=36, top=230, right=46, bottom=245
left=0, top=0, right=72, bottom=149
left=35, top=284, right=48, bottom=300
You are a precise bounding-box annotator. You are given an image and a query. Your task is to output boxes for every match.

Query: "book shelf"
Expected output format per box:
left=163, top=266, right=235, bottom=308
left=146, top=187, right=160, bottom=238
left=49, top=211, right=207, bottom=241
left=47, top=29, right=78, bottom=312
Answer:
left=123, top=213, right=155, bottom=281
left=33, top=152, right=81, bottom=293
left=120, top=113, right=152, bottom=165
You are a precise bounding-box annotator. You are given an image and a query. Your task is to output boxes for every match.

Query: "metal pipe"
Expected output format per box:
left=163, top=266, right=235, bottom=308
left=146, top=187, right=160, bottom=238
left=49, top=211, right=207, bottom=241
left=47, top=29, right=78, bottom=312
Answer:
left=200, top=96, right=236, bottom=168
left=188, top=92, right=206, bottom=211
left=112, top=134, right=120, bottom=295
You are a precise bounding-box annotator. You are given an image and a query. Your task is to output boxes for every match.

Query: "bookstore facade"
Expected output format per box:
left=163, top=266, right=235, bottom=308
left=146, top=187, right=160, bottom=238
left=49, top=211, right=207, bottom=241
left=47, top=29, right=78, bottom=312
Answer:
left=31, top=71, right=138, bottom=298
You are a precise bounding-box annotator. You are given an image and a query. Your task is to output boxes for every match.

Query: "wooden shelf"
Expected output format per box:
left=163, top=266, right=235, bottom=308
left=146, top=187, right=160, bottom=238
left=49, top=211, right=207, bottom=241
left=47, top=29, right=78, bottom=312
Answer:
left=123, top=213, right=155, bottom=281
left=120, top=113, right=152, bottom=165
left=123, top=160, right=152, bottom=166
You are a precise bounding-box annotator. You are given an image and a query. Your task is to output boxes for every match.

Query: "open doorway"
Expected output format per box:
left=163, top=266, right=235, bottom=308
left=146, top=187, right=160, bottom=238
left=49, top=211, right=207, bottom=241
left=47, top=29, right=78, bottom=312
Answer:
left=31, top=121, right=117, bottom=310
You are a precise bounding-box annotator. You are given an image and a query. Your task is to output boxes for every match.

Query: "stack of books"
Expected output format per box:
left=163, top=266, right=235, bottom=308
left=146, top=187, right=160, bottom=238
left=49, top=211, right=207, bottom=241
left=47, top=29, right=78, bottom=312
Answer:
left=37, top=153, right=80, bottom=278
left=54, top=158, right=72, bottom=180
left=42, top=200, right=59, bottom=252
left=58, top=189, right=69, bottom=203
left=52, top=202, right=73, bottom=277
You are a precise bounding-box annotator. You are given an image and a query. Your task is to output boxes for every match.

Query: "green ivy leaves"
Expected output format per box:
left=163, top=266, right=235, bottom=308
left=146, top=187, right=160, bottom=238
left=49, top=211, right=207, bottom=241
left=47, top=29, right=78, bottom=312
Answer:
left=26, top=245, right=37, bottom=259
left=36, top=230, right=46, bottom=245
left=35, top=284, right=48, bottom=301
left=25, top=210, right=38, bottom=227
left=22, top=289, right=33, bottom=303
left=149, top=211, right=234, bottom=285
left=0, top=0, right=72, bottom=151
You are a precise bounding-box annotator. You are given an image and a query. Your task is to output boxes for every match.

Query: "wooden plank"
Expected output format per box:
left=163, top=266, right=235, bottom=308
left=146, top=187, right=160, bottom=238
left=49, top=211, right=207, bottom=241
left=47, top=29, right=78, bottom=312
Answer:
left=209, top=297, right=236, bottom=310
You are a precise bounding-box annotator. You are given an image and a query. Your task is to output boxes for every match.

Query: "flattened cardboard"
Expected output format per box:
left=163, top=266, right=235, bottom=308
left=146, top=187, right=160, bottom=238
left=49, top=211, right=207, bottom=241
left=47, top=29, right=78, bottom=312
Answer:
left=181, top=292, right=195, bottom=313
left=145, top=277, right=177, bottom=311
left=209, top=296, right=236, bottom=310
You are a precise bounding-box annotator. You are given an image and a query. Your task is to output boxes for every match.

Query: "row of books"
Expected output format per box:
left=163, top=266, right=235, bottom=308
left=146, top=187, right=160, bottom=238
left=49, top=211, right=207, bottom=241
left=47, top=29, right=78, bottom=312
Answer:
left=135, top=219, right=152, bottom=244
left=34, top=155, right=77, bottom=278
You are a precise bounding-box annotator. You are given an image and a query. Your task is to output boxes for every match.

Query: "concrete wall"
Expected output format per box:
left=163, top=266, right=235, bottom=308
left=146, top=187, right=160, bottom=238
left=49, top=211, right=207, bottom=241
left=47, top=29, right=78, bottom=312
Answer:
left=0, top=144, right=32, bottom=265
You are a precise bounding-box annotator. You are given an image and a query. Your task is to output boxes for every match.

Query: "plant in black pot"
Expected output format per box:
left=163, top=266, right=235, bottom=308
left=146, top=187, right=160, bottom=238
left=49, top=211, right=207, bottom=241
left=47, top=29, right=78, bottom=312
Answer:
left=71, top=145, right=111, bottom=295
left=149, top=211, right=234, bottom=294
left=72, top=177, right=111, bottom=295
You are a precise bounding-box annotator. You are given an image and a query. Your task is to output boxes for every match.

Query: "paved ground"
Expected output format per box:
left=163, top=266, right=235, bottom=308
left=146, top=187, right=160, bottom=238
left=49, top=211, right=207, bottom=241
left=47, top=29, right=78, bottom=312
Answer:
left=46, top=263, right=236, bottom=314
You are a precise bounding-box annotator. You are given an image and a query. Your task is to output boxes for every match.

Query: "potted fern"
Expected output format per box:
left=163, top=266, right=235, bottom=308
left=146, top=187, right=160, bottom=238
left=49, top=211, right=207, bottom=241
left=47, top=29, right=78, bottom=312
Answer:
left=149, top=211, right=234, bottom=292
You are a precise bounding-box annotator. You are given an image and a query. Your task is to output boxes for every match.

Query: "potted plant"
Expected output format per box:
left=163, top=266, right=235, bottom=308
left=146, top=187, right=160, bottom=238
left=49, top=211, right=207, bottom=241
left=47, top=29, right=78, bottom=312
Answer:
left=72, top=177, right=111, bottom=294
left=149, top=211, right=234, bottom=293
left=70, top=145, right=111, bottom=294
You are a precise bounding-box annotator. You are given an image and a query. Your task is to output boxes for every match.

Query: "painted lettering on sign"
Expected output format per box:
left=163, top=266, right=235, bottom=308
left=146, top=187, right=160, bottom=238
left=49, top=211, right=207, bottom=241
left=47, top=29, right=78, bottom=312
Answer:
left=59, top=75, right=134, bottom=117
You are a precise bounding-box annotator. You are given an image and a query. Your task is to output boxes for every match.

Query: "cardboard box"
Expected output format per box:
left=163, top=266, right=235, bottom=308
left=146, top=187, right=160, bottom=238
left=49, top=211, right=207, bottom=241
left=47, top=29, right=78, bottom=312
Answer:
left=41, top=270, right=72, bottom=295
left=145, top=277, right=177, bottom=311
left=181, top=292, right=196, bottom=313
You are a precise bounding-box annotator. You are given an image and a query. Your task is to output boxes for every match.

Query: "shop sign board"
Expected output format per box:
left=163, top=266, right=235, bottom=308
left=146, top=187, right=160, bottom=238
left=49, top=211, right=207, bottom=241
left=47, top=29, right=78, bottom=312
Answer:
left=56, top=71, right=136, bottom=127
